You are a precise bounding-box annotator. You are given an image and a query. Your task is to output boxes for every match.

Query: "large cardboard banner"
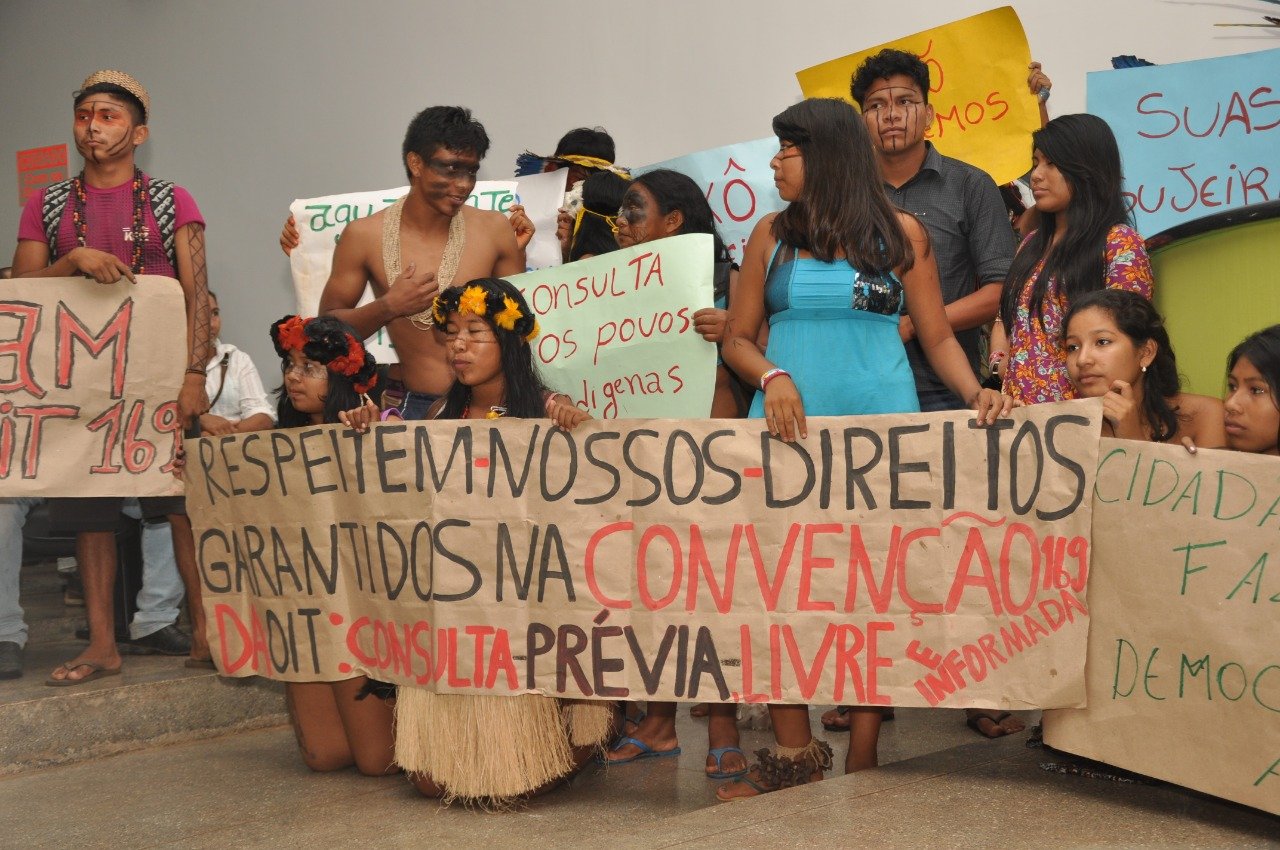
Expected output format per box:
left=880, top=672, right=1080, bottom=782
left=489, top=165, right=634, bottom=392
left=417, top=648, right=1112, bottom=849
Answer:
left=507, top=233, right=715, bottom=419
left=187, top=400, right=1102, bottom=708
left=288, top=170, right=568, bottom=362
left=1044, top=439, right=1280, bottom=817
left=0, top=276, right=186, bottom=497
left=795, top=6, right=1040, bottom=186
left=1087, top=48, right=1280, bottom=238
left=640, top=138, right=787, bottom=265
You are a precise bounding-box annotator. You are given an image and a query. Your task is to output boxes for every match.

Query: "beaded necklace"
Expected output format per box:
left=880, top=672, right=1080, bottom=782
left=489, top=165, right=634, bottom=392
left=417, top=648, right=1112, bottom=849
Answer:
left=71, top=167, right=147, bottom=274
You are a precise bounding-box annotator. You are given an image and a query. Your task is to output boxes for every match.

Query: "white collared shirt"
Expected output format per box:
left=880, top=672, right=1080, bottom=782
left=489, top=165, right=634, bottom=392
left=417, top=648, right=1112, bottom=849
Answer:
left=205, top=340, right=276, bottom=423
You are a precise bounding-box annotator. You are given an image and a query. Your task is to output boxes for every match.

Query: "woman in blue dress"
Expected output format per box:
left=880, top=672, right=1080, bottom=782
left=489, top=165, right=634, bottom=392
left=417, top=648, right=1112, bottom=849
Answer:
left=719, top=97, right=1009, bottom=799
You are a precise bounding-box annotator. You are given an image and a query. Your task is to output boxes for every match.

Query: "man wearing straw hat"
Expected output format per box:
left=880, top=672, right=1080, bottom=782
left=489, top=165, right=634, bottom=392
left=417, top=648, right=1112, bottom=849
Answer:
left=10, top=70, right=214, bottom=684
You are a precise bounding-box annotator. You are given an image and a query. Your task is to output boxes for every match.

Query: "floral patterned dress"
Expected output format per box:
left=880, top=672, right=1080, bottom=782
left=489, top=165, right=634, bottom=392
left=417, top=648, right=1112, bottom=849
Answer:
left=1003, top=224, right=1153, bottom=405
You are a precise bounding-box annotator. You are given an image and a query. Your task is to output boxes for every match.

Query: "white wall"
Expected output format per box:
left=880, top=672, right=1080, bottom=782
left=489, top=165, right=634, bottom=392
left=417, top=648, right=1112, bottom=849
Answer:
left=2, top=0, right=1275, bottom=372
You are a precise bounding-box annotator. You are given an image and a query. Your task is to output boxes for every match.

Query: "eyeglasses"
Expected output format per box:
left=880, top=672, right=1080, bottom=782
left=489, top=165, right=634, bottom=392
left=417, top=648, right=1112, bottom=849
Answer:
left=283, top=361, right=328, bottom=380
left=425, top=157, right=481, bottom=181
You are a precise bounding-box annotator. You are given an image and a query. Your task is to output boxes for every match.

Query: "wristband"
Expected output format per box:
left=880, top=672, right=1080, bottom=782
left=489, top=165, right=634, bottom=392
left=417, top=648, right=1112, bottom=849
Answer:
left=185, top=367, right=206, bottom=376
left=1037, top=87, right=1051, bottom=103
left=760, top=368, right=790, bottom=391
left=988, top=351, right=1007, bottom=371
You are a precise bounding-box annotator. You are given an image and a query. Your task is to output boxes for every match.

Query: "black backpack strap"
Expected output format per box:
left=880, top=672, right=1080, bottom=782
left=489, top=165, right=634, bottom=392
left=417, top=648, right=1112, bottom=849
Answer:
left=147, top=177, right=178, bottom=271
left=40, top=178, right=74, bottom=260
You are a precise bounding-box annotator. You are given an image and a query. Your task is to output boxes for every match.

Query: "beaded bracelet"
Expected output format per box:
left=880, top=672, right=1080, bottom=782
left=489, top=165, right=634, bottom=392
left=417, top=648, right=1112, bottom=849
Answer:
left=759, top=368, right=790, bottom=391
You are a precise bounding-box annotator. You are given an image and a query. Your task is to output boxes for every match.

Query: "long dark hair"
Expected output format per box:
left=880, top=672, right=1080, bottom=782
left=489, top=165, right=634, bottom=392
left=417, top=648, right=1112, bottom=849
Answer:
left=769, top=98, right=913, bottom=273
left=632, top=168, right=734, bottom=301
left=434, top=278, right=552, bottom=419
left=1064, top=289, right=1180, bottom=442
left=270, top=315, right=378, bottom=428
left=569, top=171, right=629, bottom=261
left=1227, top=324, right=1280, bottom=447
left=1001, top=114, right=1132, bottom=328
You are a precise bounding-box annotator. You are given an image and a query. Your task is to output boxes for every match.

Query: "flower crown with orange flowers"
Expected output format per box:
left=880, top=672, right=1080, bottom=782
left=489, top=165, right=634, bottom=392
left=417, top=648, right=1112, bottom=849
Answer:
left=430, top=278, right=540, bottom=342
left=270, top=315, right=379, bottom=395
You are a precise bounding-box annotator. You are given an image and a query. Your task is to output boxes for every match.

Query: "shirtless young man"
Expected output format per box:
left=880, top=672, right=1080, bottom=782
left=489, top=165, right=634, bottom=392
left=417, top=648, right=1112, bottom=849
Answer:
left=316, top=106, right=529, bottom=417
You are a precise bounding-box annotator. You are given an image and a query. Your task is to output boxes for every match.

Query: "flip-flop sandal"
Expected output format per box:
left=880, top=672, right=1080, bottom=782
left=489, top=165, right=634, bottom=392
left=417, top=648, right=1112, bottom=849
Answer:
left=966, top=711, right=1014, bottom=739
left=601, top=736, right=681, bottom=765
left=705, top=746, right=748, bottom=780
left=45, top=661, right=122, bottom=688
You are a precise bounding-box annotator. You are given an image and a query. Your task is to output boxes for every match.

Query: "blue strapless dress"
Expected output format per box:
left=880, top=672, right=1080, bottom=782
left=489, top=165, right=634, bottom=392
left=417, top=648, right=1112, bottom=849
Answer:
left=748, top=247, right=919, bottom=418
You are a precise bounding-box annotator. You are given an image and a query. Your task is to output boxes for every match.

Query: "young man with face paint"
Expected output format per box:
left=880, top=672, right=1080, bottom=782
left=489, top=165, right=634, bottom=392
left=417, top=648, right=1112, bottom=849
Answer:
left=317, top=106, right=528, bottom=419
left=850, top=49, right=1017, bottom=413
left=849, top=50, right=1025, bottom=740
left=10, top=70, right=215, bottom=683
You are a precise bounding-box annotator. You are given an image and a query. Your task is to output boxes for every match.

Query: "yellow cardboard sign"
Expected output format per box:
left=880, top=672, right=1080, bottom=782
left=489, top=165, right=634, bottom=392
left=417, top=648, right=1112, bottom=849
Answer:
left=795, top=6, right=1039, bottom=185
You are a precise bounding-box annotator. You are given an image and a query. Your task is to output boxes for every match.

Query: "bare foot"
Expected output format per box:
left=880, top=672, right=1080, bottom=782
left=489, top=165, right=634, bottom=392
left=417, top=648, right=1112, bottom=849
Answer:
left=966, top=709, right=1025, bottom=738
left=821, top=705, right=852, bottom=731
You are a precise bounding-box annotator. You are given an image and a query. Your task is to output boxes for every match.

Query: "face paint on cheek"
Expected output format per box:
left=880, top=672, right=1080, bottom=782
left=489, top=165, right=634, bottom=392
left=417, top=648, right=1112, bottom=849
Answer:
left=103, top=131, right=133, bottom=159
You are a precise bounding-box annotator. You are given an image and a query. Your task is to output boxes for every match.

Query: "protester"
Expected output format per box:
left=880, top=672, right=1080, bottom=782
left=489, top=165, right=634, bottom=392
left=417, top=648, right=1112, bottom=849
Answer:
left=199, top=291, right=276, bottom=435
left=1064, top=290, right=1224, bottom=448
left=850, top=49, right=1016, bottom=413
left=565, top=170, right=630, bottom=261
left=1223, top=325, right=1280, bottom=456
left=602, top=169, right=749, bottom=781
left=718, top=98, right=1012, bottom=799
left=991, top=113, right=1154, bottom=406
left=277, top=107, right=535, bottom=419
left=266, top=314, right=398, bottom=776
left=318, top=107, right=539, bottom=421
left=849, top=46, right=1020, bottom=739
left=11, top=69, right=214, bottom=683
left=360, top=278, right=608, bottom=805
left=0, top=498, right=39, bottom=679
left=615, top=169, right=752, bottom=419
left=516, top=126, right=620, bottom=189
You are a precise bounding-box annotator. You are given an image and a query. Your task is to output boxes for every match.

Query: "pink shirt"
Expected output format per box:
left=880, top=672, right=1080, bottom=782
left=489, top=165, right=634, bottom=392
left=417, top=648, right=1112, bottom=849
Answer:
left=18, top=174, right=203, bottom=279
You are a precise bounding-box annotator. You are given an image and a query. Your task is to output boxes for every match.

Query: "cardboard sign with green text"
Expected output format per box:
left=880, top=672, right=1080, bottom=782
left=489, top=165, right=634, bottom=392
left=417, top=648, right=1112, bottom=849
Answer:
left=1044, top=439, right=1280, bottom=816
